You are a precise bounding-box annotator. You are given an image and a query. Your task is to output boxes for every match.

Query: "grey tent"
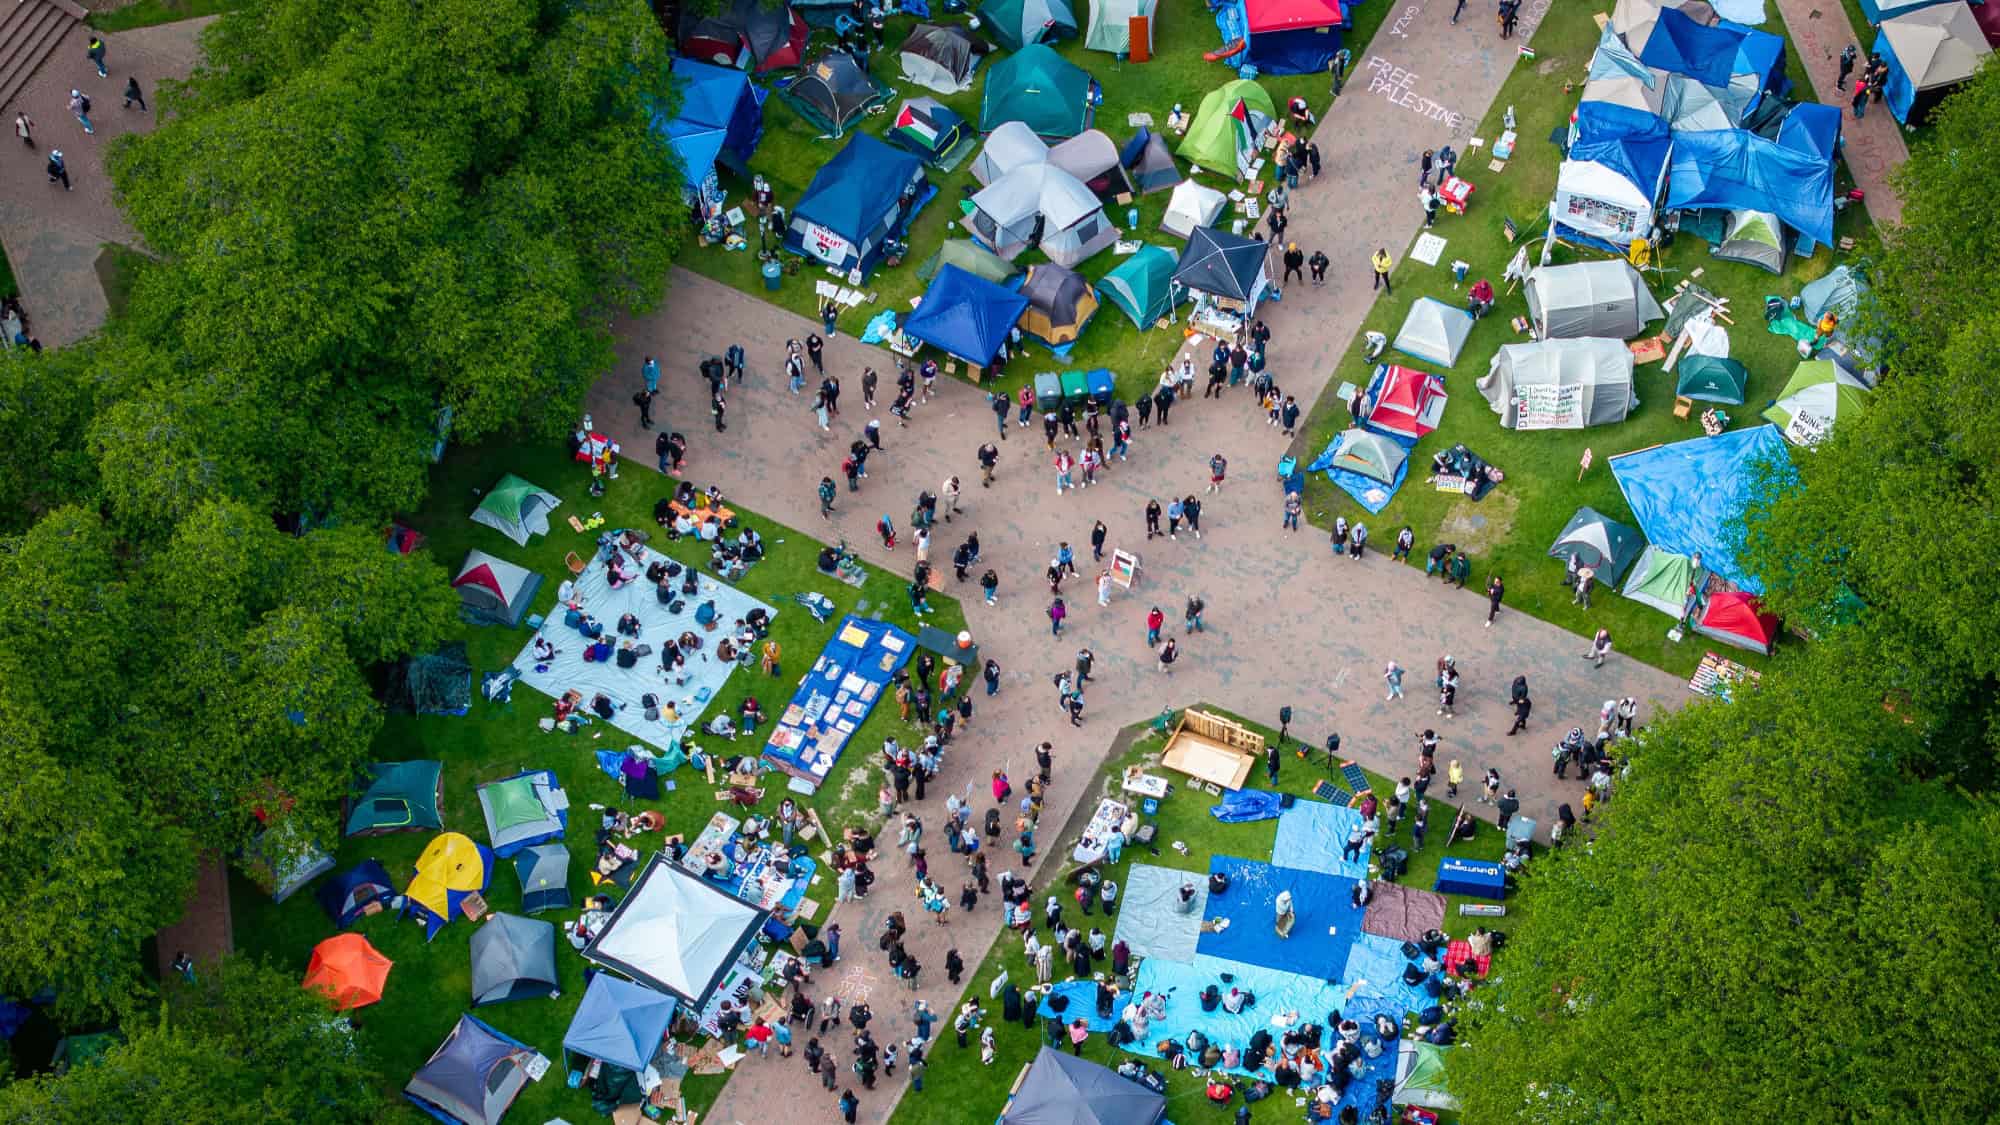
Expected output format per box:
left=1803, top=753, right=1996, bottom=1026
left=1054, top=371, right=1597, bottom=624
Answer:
left=1799, top=265, right=1868, bottom=325
left=1003, top=1047, right=1166, bottom=1125
left=1479, top=338, right=1637, bottom=429
left=1325, top=428, right=1408, bottom=484
left=452, top=549, right=542, bottom=628
left=965, top=165, right=1117, bottom=267
left=405, top=1015, right=535, bottom=1125
left=1160, top=180, right=1226, bottom=237
left=1548, top=506, right=1645, bottom=585
left=1523, top=260, right=1664, bottom=339
left=1713, top=209, right=1786, bottom=274
left=1392, top=297, right=1475, bottom=367
left=1172, top=226, right=1269, bottom=311
left=469, top=912, right=560, bottom=1006
left=918, top=239, right=1020, bottom=285
left=512, top=844, right=572, bottom=915
left=1084, top=0, right=1159, bottom=54
left=899, top=23, right=983, bottom=93
left=1049, top=129, right=1135, bottom=199
left=972, top=121, right=1051, bottom=187
left=1122, top=129, right=1180, bottom=193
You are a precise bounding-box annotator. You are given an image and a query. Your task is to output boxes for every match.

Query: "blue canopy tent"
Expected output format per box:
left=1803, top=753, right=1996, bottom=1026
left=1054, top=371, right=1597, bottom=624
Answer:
left=1776, top=101, right=1841, bottom=162
left=1557, top=103, right=1672, bottom=251
left=1639, top=11, right=1785, bottom=112
left=563, top=974, right=678, bottom=1074
left=782, top=134, right=930, bottom=279
left=903, top=265, right=1031, bottom=365
left=1666, top=128, right=1834, bottom=247
left=1874, top=3, right=1993, bottom=124
left=656, top=58, right=766, bottom=183
left=1608, top=424, right=1793, bottom=593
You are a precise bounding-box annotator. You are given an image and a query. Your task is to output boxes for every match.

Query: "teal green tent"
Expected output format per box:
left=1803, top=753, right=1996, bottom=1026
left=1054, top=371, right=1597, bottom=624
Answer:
left=979, top=44, right=1096, bottom=138
left=978, top=0, right=1077, bottom=51
left=1177, top=79, right=1276, bottom=180
left=1098, top=245, right=1180, bottom=329
left=471, top=474, right=559, bottom=545
left=918, top=239, right=1020, bottom=285
left=1621, top=546, right=1702, bottom=620
left=1674, top=355, right=1748, bottom=404
left=345, top=761, right=445, bottom=836
left=1763, top=359, right=1870, bottom=446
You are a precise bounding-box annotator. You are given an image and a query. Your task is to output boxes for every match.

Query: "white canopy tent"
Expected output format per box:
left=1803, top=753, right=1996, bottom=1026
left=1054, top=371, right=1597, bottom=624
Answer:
left=1554, top=158, right=1665, bottom=248
left=582, top=854, right=770, bottom=1006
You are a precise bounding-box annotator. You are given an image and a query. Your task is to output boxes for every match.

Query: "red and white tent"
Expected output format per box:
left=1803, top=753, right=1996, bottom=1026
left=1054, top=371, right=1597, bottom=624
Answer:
left=453, top=550, right=543, bottom=628
left=1360, top=364, right=1448, bottom=441
left=1692, top=590, right=1778, bottom=655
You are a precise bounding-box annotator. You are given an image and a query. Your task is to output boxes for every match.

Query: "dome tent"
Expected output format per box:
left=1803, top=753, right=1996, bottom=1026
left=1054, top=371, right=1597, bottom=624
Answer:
left=1160, top=179, right=1226, bottom=238
left=900, top=22, right=985, bottom=93
left=1479, top=338, right=1637, bottom=429
left=979, top=0, right=1079, bottom=51
left=1693, top=590, right=1779, bottom=654
left=1523, top=260, right=1664, bottom=339
left=476, top=769, right=567, bottom=859
left=1121, top=128, right=1181, bottom=194
left=965, top=164, right=1117, bottom=267
left=511, top=843, right=572, bottom=915
left=780, top=50, right=891, bottom=138
left=1049, top=129, right=1136, bottom=199
left=1674, top=354, right=1748, bottom=403
left=468, top=912, right=560, bottom=1006
left=1099, top=245, right=1180, bottom=328
left=1322, top=428, right=1408, bottom=484
left=1547, top=506, right=1645, bottom=585
left=917, top=239, right=1020, bottom=285
left=888, top=97, right=972, bottom=167
left=344, top=760, right=444, bottom=837
left=972, top=121, right=1052, bottom=187
left=1391, top=298, right=1474, bottom=367
left=452, top=550, right=541, bottom=628
left=470, top=475, right=559, bottom=546
left=1358, top=363, right=1448, bottom=441
left=1017, top=263, right=1100, bottom=346
left=1622, top=545, right=1705, bottom=618
left=404, top=1015, right=536, bottom=1125
left=1762, top=359, right=1870, bottom=446
left=1177, top=79, right=1275, bottom=179
left=783, top=133, right=928, bottom=279
left=403, top=832, right=493, bottom=941
left=302, top=934, right=392, bottom=1011
left=678, top=0, right=808, bottom=73
left=318, top=859, right=397, bottom=928
left=980, top=44, right=1098, bottom=139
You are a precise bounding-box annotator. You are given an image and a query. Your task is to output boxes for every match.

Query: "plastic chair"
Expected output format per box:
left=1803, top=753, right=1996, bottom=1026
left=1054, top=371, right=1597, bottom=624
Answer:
left=565, top=551, right=586, bottom=576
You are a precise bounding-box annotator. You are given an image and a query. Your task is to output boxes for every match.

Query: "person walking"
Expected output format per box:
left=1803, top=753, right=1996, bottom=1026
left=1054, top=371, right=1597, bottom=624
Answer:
left=13, top=111, right=31, bottom=148
left=1851, top=75, right=1869, bottom=118
left=87, top=35, right=107, bottom=78
left=983, top=658, right=1002, bottom=696
left=1584, top=628, right=1613, bottom=668
left=1048, top=597, right=1067, bottom=636
left=1509, top=690, right=1532, bottom=736
left=1158, top=638, right=1179, bottom=674
left=1486, top=576, right=1505, bottom=627
left=838, top=1089, right=859, bottom=1123
left=1145, top=605, right=1164, bottom=646
left=977, top=441, right=1000, bottom=488
left=68, top=90, right=93, bottom=134
left=1096, top=569, right=1112, bottom=607
left=818, top=476, right=837, bottom=519
left=1384, top=661, right=1404, bottom=700
left=1308, top=249, right=1329, bottom=286
left=1282, top=491, right=1303, bottom=532
left=1371, top=248, right=1393, bottom=294
left=122, top=76, right=146, bottom=111
left=633, top=387, right=656, bottom=429
left=46, top=148, right=70, bottom=190
left=1184, top=594, right=1205, bottom=633
left=980, top=568, right=998, bottom=606
left=1207, top=453, right=1227, bottom=493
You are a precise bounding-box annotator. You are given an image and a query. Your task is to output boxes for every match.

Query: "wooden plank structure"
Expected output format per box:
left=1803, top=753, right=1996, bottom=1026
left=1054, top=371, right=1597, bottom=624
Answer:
left=1159, top=709, right=1264, bottom=790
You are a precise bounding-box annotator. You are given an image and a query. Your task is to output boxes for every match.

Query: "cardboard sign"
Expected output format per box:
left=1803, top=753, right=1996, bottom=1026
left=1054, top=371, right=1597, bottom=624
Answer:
left=1109, top=549, right=1141, bottom=589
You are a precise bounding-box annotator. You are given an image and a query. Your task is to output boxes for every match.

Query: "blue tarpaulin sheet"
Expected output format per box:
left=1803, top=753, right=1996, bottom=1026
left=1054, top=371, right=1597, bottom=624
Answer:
left=1305, top=429, right=1414, bottom=514
left=1609, top=425, right=1793, bottom=593
left=1196, top=858, right=1363, bottom=978
left=1667, top=127, right=1834, bottom=256
left=761, top=614, right=916, bottom=784
left=1038, top=980, right=1117, bottom=1030
left=1271, top=800, right=1370, bottom=880
left=1342, top=933, right=1439, bottom=1015
left=1641, top=10, right=1785, bottom=94
left=1123, top=955, right=1398, bottom=1123
left=1587, top=24, right=1653, bottom=82
left=1210, top=789, right=1285, bottom=823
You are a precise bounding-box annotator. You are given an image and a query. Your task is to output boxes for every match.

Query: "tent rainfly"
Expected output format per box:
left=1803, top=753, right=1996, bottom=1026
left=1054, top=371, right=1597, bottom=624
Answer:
left=979, top=0, right=1079, bottom=51
left=302, top=933, right=392, bottom=1011
left=1326, top=428, right=1408, bottom=484
left=1547, top=506, right=1645, bottom=585
left=972, top=121, right=1052, bottom=187
left=783, top=133, right=927, bottom=279
left=1098, top=245, right=1180, bottom=329
left=1085, top=0, right=1159, bottom=53
left=1121, top=129, right=1181, bottom=193
left=405, top=1015, right=536, bottom=1125
left=1048, top=129, right=1136, bottom=199
left=469, top=913, right=560, bottom=1006
left=1798, top=264, right=1868, bottom=325
left=452, top=549, right=542, bottom=628
left=1622, top=545, right=1704, bottom=618
left=1172, top=226, right=1269, bottom=311
left=1763, top=359, right=1870, bottom=446
left=512, top=843, right=573, bottom=915
left=899, top=23, right=984, bottom=93
left=1391, top=298, right=1475, bottom=367
left=472, top=475, right=559, bottom=546
left=582, top=853, right=772, bottom=1006
left=677, top=0, right=808, bottom=73
left=345, top=760, right=444, bottom=836
left=1002, top=1046, right=1167, bottom=1125
left=887, top=97, right=971, bottom=167
left=1239, top=0, right=1348, bottom=76
left=563, top=973, right=678, bottom=1075
left=979, top=44, right=1097, bottom=138
left=1178, top=79, right=1276, bottom=179
left=1359, top=364, right=1447, bottom=441
left=965, top=164, right=1117, bottom=267
left=1714, top=209, right=1787, bottom=275
left=655, top=58, right=766, bottom=192
left=1017, top=263, right=1101, bottom=346
left=319, top=859, right=397, bottom=928
left=781, top=50, right=890, bottom=138
left=1391, top=1041, right=1460, bottom=1112
left=1160, top=180, right=1227, bottom=238
left=476, top=770, right=568, bottom=859
left=1479, top=338, right=1637, bottom=430
left=1693, top=590, right=1779, bottom=654
left=1674, top=354, right=1748, bottom=403
left=404, top=832, right=494, bottom=941
left=1523, top=261, right=1664, bottom=339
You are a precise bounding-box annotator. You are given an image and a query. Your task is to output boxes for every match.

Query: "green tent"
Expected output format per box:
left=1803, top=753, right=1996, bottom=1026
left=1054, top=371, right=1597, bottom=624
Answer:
left=977, top=0, right=1077, bottom=51
left=918, top=238, right=1020, bottom=285
left=1177, top=79, right=1275, bottom=180
left=345, top=760, right=445, bottom=836
left=1392, top=1041, right=1458, bottom=1111
left=1674, top=355, right=1748, bottom=404
left=979, top=44, right=1096, bottom=138
left=1098, top=245, right=1180, bottom=329
left=1621, top=545, right=1702, bottom=620
left=471, top=474, right=559, bottom=546
left=1763, top=359, right=1870, bottom=446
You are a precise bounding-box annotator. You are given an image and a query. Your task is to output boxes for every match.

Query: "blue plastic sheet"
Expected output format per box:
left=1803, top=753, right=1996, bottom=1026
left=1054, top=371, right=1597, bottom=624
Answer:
left=1210, top=789, right=1285, bottom=823
left=1305, top=429, right=1413, bottom=515
left=1271, top=800, right=1370, bottom=881
left=760, top=614, right=917, bottom=784
left=1640, top=10, right=1785, bottom=95
left=1196, top=858, right=1364, bottom=979
left=1038, top=980, right=1117, bottom=1031
left=1608, top=425, right=1794, bottom=593
left=1341, top=933, right=1438, bottom=1016
left=1666, top=128, right=1834, bottom=246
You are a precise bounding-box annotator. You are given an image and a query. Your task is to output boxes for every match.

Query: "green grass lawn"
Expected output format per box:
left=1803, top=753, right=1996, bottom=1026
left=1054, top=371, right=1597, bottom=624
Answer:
left=1291, top=0, right=1884, bottom=678
left=229, top=438, right=964, bottom=1122
left=682, top=4, right=1388, bottom=406
left=884, top=705, right=1530, bottom=1125
left=87, top=0, right=244, bottom=33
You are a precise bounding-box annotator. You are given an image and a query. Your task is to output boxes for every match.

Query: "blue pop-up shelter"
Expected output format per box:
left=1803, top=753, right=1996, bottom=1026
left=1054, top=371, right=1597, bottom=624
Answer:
left=783, top=133, right=930, bottom=279
left=1233, top=0, right=1349, bottom=76
left=1666, top=128, right=1834, bottom=248
left=1608, top=424, right=1793, bottom=594
left=1639, top=11, right=1786, bottom=113
left=903, top=265, right=1032, bottom=366
left=1874, top=2, right=1993, bottom=124
left=654, top=57, right=766, bottom=189
left=563, top=973, right=678, bottom=1075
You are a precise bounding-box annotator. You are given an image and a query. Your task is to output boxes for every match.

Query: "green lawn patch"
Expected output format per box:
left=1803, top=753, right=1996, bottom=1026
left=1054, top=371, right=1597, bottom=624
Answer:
left=88, top=0, right=244, bottom=33
left=681, top=5, right=1388, bottom=406
left=230, top=438, right=963, bottom=1122
left=885, top=705, right=1531, bottom=1125
left=1291, top=0, right=1883, bottom=678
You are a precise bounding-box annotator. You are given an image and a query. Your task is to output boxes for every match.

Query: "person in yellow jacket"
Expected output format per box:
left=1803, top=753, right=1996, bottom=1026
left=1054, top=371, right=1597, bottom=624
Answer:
left=1371, top=248, right=1394, bottom=294
left=1447, top=758, right=1464, bottom=799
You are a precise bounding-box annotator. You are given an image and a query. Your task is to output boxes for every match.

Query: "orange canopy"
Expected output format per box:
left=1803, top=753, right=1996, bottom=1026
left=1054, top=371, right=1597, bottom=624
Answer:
left=302, top=933, right=392, bottom=1010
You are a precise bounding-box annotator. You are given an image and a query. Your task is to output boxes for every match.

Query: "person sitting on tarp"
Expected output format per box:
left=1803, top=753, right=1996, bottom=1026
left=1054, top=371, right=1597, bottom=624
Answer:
left=1223, top=987, right=1254, bottom=1014
left=572, top=610, right=604, bottom=638
left=590, top=693, right=618, bottom=720
left=583, top=638, right=614, bottom=663
left=606, top=553, right=633, bottom=588
left=532, top=636, right=558, bottom=664
left=738, top=528, right=764, bottom=561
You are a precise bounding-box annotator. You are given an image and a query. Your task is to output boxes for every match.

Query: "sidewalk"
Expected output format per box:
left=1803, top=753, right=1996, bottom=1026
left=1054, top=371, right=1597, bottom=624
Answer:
left=1771, top=0, right=1907, bottom=226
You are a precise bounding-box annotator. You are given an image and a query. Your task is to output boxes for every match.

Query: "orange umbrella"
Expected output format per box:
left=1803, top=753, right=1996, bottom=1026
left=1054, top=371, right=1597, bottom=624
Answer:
left=302, top=933, right=392, bottom=1010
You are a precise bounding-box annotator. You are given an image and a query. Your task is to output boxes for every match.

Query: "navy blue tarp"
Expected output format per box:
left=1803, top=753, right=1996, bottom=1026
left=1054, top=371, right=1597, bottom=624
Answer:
left=902, top=265, right=1031, bottom=364
left=1667, top=128, right=1834, bottom=246
left=1641, top=11, right=1786, bottom=99
left=1608, top=424, right=1794, bottom=593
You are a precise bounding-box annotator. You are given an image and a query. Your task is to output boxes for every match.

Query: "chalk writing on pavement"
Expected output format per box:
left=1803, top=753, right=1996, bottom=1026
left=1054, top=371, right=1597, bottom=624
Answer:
left=1363, top=56, right=1468, bottom=132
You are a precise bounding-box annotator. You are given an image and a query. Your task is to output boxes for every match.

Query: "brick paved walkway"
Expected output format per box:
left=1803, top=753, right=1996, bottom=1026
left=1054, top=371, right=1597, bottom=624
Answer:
left=1771, top=0, right=1906, bottom=226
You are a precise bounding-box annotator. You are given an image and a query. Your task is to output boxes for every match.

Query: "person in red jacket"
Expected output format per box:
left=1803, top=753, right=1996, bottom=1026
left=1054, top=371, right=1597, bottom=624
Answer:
left=1146, top=606, right=1165, bottom=646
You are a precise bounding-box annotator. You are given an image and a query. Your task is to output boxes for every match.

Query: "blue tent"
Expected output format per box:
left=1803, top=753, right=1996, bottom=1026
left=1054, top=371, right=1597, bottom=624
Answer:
left=654, top=58, right=766, bottom=185
left=1570, top=103, right=1671, bottom=198
left=1857, top=0, right=1956, bottom=26
left=1776, top=102, right=1841, bottom=162
left=1640, top=11, right=1785, bottom=103
left=1667, top=128, right=1834, bottom=246
left=902, top=265, right=1030, bottom=365
left=1608, top=425, right=1793, bottom=593
left=563, top=974, right=678, bottom=1074
left=1573, top=99, right=1669, bottom=148
left=317, top=859, right=396, bottom=928
left=782, top=134, right=929, bottom=278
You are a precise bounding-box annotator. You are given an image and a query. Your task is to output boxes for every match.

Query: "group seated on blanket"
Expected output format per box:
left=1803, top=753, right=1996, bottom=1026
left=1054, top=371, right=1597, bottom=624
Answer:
left=1154, top=1007, right=1405, bottom=1100
left=654, top=483, right=737, bottom=541
left=1426, top=442, right=1503, bottom=500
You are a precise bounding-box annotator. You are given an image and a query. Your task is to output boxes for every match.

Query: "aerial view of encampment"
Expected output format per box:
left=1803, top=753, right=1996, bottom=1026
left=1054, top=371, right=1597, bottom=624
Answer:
left=1, top=0, right=1994, bottom=1119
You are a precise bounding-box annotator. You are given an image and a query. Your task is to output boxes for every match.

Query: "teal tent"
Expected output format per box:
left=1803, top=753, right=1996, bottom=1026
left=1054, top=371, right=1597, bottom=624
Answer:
left=345, top=761, right=445, bottom=836
left=980, top=44, right=1097, bottom=138
left=1674, top=355, right=1749, bottom=404
left=979, top=0, right=1078, bottom=51
left=1099, top=245, right=1180, bottom=329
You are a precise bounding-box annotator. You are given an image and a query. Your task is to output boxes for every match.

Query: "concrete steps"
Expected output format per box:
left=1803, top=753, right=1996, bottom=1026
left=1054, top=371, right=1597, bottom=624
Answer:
left=0, top=0, right=88, bottom=114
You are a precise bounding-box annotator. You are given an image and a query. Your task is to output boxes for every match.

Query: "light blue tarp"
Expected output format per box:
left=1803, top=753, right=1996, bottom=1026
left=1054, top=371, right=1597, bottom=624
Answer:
left=564, top=974, right=678, bottom=1072
left=1196, top=857, right=1363, bottom=978
left=1271, top=800, right=1370, bottom=881
left=1209, top=789, right=1285, bottom=823
left=1608, top=424, right=1794, bottom=593
left=1038, top=980, right=1117, bottom=1030
left=1114, top=863, right=1207, bottom=962
left=1588, top=24, right=1653, bottom=82
left=1667, top=128, right=1834, bottom=246
left=1342, top=933, right=1441, bottom=1015
left=902, top=265, right=1032, bottom=364
left=1305, top=428, right=1414, bottom=514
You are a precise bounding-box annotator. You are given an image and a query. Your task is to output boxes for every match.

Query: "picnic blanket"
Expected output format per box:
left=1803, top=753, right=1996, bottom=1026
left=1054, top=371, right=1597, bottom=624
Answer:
left=1360, top=881, right=1448, bottom=944
left=1444, top=938, right=1491, bottom=978
left=1037, top=980, right=1116, bottom=1031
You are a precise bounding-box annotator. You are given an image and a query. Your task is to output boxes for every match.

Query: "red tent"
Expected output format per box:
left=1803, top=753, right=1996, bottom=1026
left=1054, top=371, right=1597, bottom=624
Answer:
left=302, top=933, right=392, bottom=1010
left=1361, top=364, right=1448, bottom=440
left=1693, top=591, right=1778, bottom=655
left=1975, top=0, right=2000, bottom=48
left=1245, top=0, right=1343, bottom=32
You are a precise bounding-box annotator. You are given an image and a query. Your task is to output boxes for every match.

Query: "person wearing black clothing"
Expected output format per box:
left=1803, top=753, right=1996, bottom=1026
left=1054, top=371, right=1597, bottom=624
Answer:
left=946, top=949, right=965, bottom=984
left=1282, top=243, right=1306, bottom=285
left=1510, top=694, right=1532, bottom=736
left=1145, top=499, right=1162, bottom=539
left=1135, top=393, right=1152, bottom=427
left=1090, top=520, right=1108, bottom=561
left=1154, top=386, right=1174, bottom=425
left=1496, top=789, right=1520, bottom=829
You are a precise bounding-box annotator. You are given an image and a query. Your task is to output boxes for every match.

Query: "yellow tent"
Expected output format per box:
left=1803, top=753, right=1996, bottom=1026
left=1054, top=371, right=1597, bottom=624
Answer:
left=405, top=832, right=493, bottom=940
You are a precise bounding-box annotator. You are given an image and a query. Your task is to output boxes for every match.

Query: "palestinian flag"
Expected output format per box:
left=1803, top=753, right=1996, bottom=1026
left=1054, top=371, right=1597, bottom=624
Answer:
left=894, top=103, right=938, bottom=148
left=1229, top=98, right=1258, bottom=179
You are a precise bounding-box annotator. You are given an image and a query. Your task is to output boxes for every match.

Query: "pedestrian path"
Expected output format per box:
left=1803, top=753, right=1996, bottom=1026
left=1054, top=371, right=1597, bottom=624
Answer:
left=1771, top=0, right=1907, bottom=226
